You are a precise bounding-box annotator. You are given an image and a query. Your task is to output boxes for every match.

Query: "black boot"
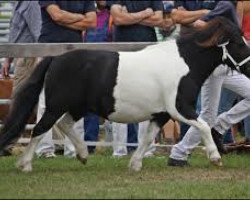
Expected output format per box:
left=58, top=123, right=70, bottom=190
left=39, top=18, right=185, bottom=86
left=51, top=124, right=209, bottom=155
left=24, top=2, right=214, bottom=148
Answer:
left=211, top=128, right=228, bottom=154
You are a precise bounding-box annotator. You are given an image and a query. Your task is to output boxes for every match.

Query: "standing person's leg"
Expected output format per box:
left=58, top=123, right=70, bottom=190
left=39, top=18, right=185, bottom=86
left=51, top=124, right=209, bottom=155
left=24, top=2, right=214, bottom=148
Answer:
left=35, top=88, right=56, bottom=158
left=64, top=118, right=84, bottom=158
left=168, top=66, right=225, bottom=165
left=244, top=116, right=250, bottom=142
left=13, top=58, right=39, bottom=92
left=112, top=122, right=128, bottom=157
left=84, top=113, right=100, bottom=154
left=213, top=71, right=250, bottom=136
left=104, top=120, right=113, bottom=142
left=138, top=121, right=156, bottom=157
left=127, top=123, right=138, bottom=153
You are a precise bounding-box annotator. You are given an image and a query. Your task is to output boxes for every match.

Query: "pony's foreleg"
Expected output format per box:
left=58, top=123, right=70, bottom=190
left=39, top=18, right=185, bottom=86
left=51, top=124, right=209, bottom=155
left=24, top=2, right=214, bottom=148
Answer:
left=184, top=117, right=222, bottom=166
left=129, top=121, right=160, bottom=172
left=57, top=113, right=88, bottom=164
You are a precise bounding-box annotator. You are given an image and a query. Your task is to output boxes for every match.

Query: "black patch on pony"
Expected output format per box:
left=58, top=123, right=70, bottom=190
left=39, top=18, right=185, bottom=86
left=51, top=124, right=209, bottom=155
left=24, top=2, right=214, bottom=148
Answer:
left=44, top=49, right=120, bottom=121
left=151, top=112, right=171, bottom=127
left=0, top=49, right=120, bottom=145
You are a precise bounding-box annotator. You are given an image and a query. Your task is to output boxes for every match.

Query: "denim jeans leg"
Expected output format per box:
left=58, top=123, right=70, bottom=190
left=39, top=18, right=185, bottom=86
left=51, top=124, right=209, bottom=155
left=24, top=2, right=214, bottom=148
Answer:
left=127, top=123, right=138, bottom=153
left=84, top=113, right=100, bottom=153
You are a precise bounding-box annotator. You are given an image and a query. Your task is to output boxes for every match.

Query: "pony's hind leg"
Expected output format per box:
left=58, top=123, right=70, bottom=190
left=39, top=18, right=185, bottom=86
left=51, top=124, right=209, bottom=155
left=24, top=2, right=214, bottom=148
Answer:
left=184, top=117, right=222, bottom=166
left=129, top=121, right=160, bottom=172
left=56, top=113, right=88, bottom=164
left=16, top=110, right=63, bottom=172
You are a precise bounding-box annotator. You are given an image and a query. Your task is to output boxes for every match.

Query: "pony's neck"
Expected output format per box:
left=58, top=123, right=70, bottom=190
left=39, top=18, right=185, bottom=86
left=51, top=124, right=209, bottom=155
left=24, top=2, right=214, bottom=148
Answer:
left=179, top=43, right=222, bottom=87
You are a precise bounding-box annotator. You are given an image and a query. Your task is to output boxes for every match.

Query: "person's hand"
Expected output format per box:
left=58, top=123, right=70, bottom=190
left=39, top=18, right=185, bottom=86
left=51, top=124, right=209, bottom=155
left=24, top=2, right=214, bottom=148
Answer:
left=161, top=17, right=175, bottom=31
left=1, top=59, right=10, bottom=78
left=144, top=8, right=154, bottom=17
left=121, top=6, right=128, bottom=13
left=193, top=19, right=207, bottom=28
left=177, top=6, right=186, bottom=11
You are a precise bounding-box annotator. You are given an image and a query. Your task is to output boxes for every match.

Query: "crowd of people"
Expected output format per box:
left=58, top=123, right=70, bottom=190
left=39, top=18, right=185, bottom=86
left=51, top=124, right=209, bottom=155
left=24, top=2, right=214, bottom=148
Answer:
left=0, top=0, right=249, bottom=166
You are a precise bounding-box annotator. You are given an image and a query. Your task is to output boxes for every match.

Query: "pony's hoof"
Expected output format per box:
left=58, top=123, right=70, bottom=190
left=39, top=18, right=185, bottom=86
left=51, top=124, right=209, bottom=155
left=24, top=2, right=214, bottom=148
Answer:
left=129, top=159, right=142, bottom=172
left=210, top=158, right=223, bottom=167
left=16, top=160, right=32, bottom=172
left=76, top=154, right=87, bottom=165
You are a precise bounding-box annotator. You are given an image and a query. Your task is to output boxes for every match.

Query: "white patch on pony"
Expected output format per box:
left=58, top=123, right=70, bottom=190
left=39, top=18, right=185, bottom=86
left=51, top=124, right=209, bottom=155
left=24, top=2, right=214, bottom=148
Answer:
left=108, top=40, right=189, bottom=123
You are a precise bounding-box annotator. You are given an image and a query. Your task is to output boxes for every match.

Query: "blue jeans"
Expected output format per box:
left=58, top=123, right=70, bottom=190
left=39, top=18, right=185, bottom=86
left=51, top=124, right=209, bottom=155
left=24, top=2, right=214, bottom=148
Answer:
left=84, top=113, right=99, bottom=153
left=127, top=123, right=138, bottom=152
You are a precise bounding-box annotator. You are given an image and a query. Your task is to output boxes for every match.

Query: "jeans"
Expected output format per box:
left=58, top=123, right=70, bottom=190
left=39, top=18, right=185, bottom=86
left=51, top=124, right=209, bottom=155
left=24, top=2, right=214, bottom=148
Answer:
left=127, top=123, right=138, bottom=152
left=84, top=113, right=99, bottom=153
left=112, top=121, right=155, bottom=156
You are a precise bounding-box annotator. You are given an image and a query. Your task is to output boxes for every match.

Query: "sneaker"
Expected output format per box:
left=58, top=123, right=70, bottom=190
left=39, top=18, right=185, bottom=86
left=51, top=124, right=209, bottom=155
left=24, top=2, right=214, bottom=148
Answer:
left=38, top=152, right=57, bottom=159
left=167, top=157, right=189, bottom=167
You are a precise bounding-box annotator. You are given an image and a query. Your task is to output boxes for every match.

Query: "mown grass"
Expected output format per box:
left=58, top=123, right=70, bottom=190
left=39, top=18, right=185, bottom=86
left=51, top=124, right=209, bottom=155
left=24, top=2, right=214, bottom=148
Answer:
left=0, top=150, right=250, bottom=199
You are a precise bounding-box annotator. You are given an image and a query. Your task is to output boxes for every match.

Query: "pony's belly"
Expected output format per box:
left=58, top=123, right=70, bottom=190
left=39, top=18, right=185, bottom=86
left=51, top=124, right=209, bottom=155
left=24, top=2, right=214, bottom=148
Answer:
left=107, top=108, right=153, bottom=123
left=107, top=94, right=169, bottom=123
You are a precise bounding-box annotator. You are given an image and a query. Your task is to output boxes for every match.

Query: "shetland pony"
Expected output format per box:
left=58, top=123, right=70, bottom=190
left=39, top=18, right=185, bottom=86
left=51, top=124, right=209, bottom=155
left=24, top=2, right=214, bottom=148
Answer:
left=0, top=17, right=250, bottom=172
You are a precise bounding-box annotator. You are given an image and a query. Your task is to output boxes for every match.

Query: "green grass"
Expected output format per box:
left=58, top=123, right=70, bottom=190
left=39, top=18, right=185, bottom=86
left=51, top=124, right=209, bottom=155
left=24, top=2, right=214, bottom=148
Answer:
left=0, top=150, right=250, bottom=199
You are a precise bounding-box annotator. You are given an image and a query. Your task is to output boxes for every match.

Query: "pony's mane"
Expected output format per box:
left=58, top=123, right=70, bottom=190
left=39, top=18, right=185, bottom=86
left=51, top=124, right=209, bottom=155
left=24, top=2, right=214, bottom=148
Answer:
left=177, top=17, right=241, bottom=48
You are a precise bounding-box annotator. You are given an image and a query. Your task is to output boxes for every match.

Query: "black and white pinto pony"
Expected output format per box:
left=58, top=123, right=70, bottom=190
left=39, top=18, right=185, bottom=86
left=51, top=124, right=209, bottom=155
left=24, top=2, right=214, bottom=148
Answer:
left=1, top=17, right=250, bottom=172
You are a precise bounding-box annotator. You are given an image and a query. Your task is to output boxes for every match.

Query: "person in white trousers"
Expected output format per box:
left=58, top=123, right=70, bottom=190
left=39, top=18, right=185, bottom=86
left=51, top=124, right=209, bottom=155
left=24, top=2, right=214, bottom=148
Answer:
left=168, top=65, right=250, bottom=166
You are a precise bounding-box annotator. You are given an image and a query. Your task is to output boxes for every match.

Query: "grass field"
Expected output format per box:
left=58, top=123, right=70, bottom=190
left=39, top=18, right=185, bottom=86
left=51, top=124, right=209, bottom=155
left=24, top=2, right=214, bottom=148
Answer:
left=0, top=149, right=250, bottom=199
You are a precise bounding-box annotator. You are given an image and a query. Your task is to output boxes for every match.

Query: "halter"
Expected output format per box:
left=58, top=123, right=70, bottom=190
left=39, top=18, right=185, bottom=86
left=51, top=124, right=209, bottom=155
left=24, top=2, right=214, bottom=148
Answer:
left=218, top=41, right=250, bottom=71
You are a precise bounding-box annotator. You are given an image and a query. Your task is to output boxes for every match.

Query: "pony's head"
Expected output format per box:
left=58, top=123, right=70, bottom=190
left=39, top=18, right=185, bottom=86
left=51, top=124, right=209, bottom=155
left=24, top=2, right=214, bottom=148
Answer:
left=195, top=17, right=250, bottom=78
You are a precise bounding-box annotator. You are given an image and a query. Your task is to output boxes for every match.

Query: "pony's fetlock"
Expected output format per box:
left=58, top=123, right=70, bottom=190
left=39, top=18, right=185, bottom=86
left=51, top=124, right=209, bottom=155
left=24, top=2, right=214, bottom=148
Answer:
left=129, top=157, right=142, bottom=172
left=208, top=149, right=222, bottom=167
left=76, top=154, right=88, bottom=165
left=16, top=159, right=33, bottom=172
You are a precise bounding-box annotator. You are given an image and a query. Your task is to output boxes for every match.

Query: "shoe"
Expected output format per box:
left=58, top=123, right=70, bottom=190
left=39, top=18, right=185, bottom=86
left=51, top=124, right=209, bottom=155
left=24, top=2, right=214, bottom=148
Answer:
left=38, top=152, right=57, bottom=159
left=167, top=157, right=189, bottom=167
left=211, top=128, right=228, bottom=154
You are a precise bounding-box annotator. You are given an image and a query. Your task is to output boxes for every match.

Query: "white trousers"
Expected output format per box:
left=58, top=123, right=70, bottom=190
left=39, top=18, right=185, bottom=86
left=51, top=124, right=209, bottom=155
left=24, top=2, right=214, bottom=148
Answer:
left=112, top=121, right=156, bottom=156
left=170, top=65, right=250, bottom=160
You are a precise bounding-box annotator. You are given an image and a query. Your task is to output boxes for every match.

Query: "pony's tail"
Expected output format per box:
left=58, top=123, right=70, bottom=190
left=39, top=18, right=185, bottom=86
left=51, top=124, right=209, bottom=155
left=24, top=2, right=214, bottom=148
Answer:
left=0, top=57, right=53, bottom=150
